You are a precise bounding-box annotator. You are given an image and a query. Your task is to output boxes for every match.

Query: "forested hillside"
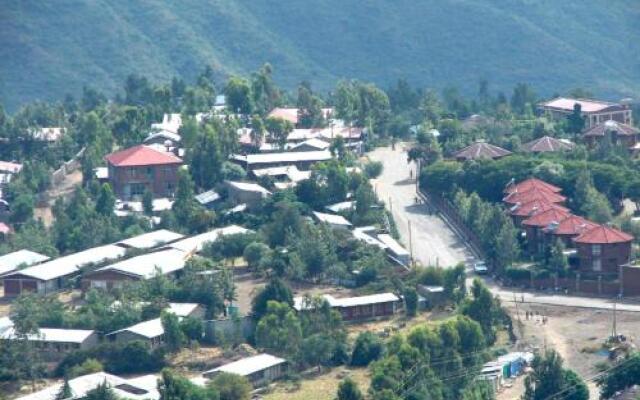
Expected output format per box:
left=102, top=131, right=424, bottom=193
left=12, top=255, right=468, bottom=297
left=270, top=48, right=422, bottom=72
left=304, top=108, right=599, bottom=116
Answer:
left=2, top=0, right=639, bottom=110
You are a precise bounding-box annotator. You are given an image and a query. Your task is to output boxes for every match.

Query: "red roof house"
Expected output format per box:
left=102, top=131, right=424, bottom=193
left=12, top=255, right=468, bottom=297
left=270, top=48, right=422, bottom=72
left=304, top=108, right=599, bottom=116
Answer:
left=510, top=199, right=569, bottom=226
left=105, top=145, right=183, bottom=200
left=573, top=225, right=633, bottom=274
left=543, top=215, right=598, bottom=247
left=452, top=141, right=512, bottom=161
left=521, top=136, right=575, bottom=153
left=522, top=208, right=571, bottom=255
left=503, top=187, right=566, bottom=206
left=505, top=178, right=562, bottom=194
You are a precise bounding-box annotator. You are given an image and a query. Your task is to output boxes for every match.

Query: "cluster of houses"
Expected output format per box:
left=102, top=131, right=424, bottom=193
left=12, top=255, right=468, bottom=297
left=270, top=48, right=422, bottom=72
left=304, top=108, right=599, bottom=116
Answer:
left=452, top=97, right=636, bottom=161
left=478, top=352, right=534, bottom=393
left=505, top=178, right=633, bottom=277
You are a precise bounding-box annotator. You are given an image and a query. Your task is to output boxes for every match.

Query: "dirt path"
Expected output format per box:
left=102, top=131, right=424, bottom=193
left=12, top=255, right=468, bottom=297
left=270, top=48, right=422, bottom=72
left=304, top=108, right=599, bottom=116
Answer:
left=34, top=170, right=82, bottom=226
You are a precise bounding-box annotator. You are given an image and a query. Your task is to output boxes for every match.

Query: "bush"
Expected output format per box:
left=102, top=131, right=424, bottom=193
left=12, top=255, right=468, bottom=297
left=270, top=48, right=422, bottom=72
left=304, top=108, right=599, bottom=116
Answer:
left=404, top=288, right=418, bottom=317
left=243, top=242, right=270, bottom=269
left=504, top=268, right=531, bottom=282
left=364, top=161, right=383, bottom=179
left=351, top=332, right=385, bottom=366
left=180, top=316, right=204, bottom=341
left=209, top=372, right=252, bottom=400
left=68, top=358, right=103, bottom=378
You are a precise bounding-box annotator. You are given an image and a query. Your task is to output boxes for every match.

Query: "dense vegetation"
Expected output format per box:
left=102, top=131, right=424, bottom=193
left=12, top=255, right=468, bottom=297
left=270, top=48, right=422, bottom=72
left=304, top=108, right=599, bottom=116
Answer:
left=3, top=1, right=640, bottom=110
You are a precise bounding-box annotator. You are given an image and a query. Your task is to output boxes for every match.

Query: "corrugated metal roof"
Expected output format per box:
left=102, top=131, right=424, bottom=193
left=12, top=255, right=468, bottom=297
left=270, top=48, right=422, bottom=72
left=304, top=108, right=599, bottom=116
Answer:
left=0, top=249, right=50, bottom=276
left=377, top=234, right=409, bottom=256
left=231, top=150, right=332, bottom=165
left=109, top=318, right=163, bottom=339
left=170, top=225, right=250, bottom=253
left=206, top=353, right=286, bottom=377
left=195, top=190, right=221, bottom=205
left=117, top=229, right=184, bottom=250
left=313, top=211, right=352, bottom=226
left=1, top=327, right=94, bottom=343
left=98, top=248, right=187, bottom=279
left=225, top=180, right=271, bottom=194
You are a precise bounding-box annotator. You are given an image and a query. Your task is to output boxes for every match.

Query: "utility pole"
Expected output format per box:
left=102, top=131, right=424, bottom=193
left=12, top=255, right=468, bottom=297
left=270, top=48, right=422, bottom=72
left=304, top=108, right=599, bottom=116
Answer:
left=612, top=300, right=618, bottom=339
left=408, top=220, right=414, bottom=267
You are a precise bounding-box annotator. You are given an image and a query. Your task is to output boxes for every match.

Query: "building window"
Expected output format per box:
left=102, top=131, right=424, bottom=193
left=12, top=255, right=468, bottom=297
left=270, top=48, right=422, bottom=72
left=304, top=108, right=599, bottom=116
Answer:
left=128, top=168, right=136, bottom=178
left=593, top=259, right=602, bottom=271
left=592, top=245, right=602, bottom=256
left=131, top=183, right=145, bottom=197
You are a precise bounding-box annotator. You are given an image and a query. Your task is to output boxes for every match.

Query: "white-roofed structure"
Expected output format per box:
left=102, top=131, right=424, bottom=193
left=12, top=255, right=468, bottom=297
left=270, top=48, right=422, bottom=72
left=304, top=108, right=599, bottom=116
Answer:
left=231, top=150, right=332, bottom=171
left=117, top=229, right=184, bottom=250
left=15, top=372, right=160, bottom=400
left=294, top=292, right=402, bottom=322
left=2, top=244, right=127, bottom=297
left=116, top=198, right=174, bottom=213
left=0, top=249, right=50, bottom=277
left=290, top=138, right=331, bottom=151
left=1, top=328, right=98, bottom=358
left=107, top=318, right=164, bottom=347
left=170, top=225, right=250, bottom=254
left=352, top=226, right=388, bottom=250
left=151, top=113, right=183, bottom=133
left=195, top=189, right=221, bottom=207
left=312, top=211, right=352, bottom=229
left=377, top=234, right=411, bottom=266
left=82, top=248, right=188, bottom=290
left=203, top=353, right=287, bottom=386
left=225, top=180, right=271, bottom=209
left=326, top=201, right=355, bottom=213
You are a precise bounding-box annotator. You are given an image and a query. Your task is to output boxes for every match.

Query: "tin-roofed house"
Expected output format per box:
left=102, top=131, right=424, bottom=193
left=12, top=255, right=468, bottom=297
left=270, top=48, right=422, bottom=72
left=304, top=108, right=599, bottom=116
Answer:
left=116, top=229, right=184, bottom=250
left=0, top=326, right=97, bottom=360
left=203, top=353, right=288, bottom=387
left=224, top=180, right=271, bottom=210
left=169, top=225, right=250, bottom=254
left=0, top=249, right=50, bottom=278
left=294, top=293, right=403, bottom=322
left=107, top=318, right=165, bottom=348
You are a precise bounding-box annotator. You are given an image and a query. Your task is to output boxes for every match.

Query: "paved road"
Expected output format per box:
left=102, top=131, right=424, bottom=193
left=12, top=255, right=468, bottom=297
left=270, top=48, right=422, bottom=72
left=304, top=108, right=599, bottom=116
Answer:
left=368, top=145, right=640, bottom=312
left=368, top=146, right=474, bottom=268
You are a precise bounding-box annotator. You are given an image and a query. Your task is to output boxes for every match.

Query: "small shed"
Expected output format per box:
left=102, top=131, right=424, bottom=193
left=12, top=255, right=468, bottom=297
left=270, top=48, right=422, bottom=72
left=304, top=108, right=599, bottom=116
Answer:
left=169, top=225, right=250, bottom=254
left=117, top=229, right=184, bottom=250
left=107, top=318, right=164, bottom=348
left=225, top=180, right=271, bottom=210
left=0, top=327, right=97, bottom=360
left=203, top=353, right=287, bottom=387
left=312, top=211, right=353, bottom=229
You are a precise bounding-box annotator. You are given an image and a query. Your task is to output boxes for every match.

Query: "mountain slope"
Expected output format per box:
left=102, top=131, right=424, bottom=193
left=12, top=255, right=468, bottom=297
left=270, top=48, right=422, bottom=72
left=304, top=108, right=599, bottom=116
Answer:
left=1, top=0, right=639, bottom=110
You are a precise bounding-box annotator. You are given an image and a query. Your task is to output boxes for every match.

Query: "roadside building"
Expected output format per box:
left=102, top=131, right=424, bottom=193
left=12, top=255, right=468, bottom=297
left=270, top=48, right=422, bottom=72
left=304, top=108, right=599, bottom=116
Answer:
left=82, top=248, right=188, bottom=291
left=312, top=211, right=353, bottom=229
left=583, top=120, right=639, bottom=149
left=290, top=138, right=331, bottom=152
left=0, top=327, right=97, bottom=359
left=2, top=244, right=127, bottom=297
left=573, top=225, right=633, bottom=275
left=352, top=226, right=388, bottom=251
left=251, top=166, right=311, bottom=189
left=294, top=293, right=403, bottom=322
left=522, top=208, right=571, bottom=254
left=377, top=233, right=411, bottom=267
left=203, top=353, right=287, bottom=386
left=504, top=178, right=562, bottom=195
left=538, top=97, right=632, bottom=129
left=224, top=180, right=271, bottom=209
left=170, top=225, right=250, bottom=254
left=105, top=145, right=183, bottom=200
left=116, top=229, right=184, bottom=250
left=15, top=372, right=160, bottom=400
left=510, top=200, right=569, bottom=227
left=0, top=249, right=50, bottom=277
left=231, top=150, right=332, bottom=171
left=107, top=318, right=164, bottom=348
left=543, top=215, right=598, bottom=248
left=521, top=136, right=574, bottom=153
left=503, top=187, right=566, bottom=206
left=452, top=141, right=512, bottom=161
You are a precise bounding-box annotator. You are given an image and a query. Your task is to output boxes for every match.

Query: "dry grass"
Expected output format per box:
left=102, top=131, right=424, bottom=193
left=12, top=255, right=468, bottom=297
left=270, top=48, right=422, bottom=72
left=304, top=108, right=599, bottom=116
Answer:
left=263, top=367, right=370, bottom=400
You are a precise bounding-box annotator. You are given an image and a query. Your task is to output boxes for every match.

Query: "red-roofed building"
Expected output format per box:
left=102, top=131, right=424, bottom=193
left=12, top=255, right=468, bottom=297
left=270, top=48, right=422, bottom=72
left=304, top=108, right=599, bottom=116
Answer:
left=510, top=199, right=569, bottom=226
left=521, top=136, right=575, bottom=153
left=504, top=178, right=562, bottom=195
left=543, top=215, right=598, bottom=247
left=573, top=225, right=633, bottom=274
left=503, top=187, right=566, bottom=206
left=522, top=209, right=571, bottom=254
left=105, top=145, right=183, bottom=200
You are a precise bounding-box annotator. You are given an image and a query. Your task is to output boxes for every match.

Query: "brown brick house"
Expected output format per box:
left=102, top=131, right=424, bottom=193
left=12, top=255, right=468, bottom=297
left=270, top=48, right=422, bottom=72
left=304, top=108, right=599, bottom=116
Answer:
left=522, top=208, right=571, bottom=255
left=583, top=120, right=639, bottom=149
left=510, top=199, right=569, bottom=227
left=573, top=225, right=633, bottom=275
left=543, top=215, right=598, bottom=248
left=105, top=145, right=183, bottom=200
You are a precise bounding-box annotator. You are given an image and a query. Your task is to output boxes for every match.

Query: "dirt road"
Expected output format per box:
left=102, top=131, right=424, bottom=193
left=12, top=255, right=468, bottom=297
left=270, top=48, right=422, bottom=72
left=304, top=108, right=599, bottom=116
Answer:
left=368, top=146, right=474, bottom=268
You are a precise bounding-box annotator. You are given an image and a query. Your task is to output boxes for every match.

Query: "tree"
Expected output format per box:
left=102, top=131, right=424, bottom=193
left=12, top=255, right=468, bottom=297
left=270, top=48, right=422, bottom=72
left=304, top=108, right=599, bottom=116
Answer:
left=159, top=369, right=219, bottom=400
left=82, top=382, right=118, bottom=400
left=297, top=83, right=324, bottom=128
left=265, top=117, right=293, bottom=149
left=142, top=189, right=154, bottom=216
left=55, top=377, right=73, bottom=400
left=251, top=278, right=294, bottom=320
left=242, top=242, right=270, bottom=270
left=209, top=372, right=251, bottom=400
left=172, top=169, right=213, bottom=232
left=255, top=301, right=302, bottom=357
left=494, top=218, right=519, bottom=272
left=189, top=125, right=224, bottom=189
left=180, top=317, right=204, bottom=341
left=523, top=350, right=588, bottom=400
left=161, top=311, right=185, bottom=353
left=597, top=353, right=640, bottom=399
left=548, top=239, right=568, bottom=274
left=337, top=378, right=364, bottom=400
left=250, top=115, right=265, bottom=147
left=404, top=287, right=418, bottom=317
left=224, top=77, right=253, bottom=114
left=351, top=331, right=385, bottom=366
left=567, top=103, right=585, bottom=139
left=95, top=184, right=115, bottom=216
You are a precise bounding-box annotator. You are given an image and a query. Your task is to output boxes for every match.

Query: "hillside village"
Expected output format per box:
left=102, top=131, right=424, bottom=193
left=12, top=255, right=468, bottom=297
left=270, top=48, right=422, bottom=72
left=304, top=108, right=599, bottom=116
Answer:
left=0, top=68, right=640, bottom=400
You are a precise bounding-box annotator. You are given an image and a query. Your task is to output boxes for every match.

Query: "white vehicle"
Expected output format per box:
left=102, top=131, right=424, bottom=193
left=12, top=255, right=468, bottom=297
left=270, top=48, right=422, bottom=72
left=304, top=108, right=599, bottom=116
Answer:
left=473, top=261, right=488, bottom=275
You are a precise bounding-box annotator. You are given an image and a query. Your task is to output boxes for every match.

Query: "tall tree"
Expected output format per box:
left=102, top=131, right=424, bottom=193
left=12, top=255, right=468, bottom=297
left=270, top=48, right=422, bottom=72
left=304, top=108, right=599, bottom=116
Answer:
left=224, top=77, right=253, bottom=115
left=337, top=378, right=364, bottom=400
left=523, top=350, right=588, bottom=400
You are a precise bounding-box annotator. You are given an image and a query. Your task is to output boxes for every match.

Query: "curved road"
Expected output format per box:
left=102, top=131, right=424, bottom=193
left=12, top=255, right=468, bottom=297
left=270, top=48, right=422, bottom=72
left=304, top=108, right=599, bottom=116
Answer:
left=368, top=145, right=640, bottom=312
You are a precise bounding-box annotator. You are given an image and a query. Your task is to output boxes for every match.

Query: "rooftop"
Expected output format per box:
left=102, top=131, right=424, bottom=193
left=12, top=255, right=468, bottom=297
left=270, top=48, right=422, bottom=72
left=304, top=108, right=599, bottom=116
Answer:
left=195, top=189, right=221, bottom=205
left=544, top=215, right=598, bottom=236
left=1, top=327, right=94, bottom=343
left=291, top=138, right=331, bottom=150
left=105, top=145, right=183, bottom=167
left=231, top=150, right=332, bottom=166
left=522, top=208, right=571, bottom=228
left=109, top=318, right=163, bottom=339
left=5, top=244, right=127, bottom=281
left=0, top=249, right=50, bottom=276
left=453, top=141, right=512, bottom=161
left=312, top=211, right=352, bottom=227
left=117, top=229, right=184, bottom=250
left=573, top=225, right=633, bottom=244
left=225, top=180, right=271, bottom=195
left=0, top=161, right=23, bottom=174
left=505, top=178, right=562, bottom=194
left=97, top=248, right=187, bottom=279
left=583, top=121, right=639, bottom=137
left=170, top=225, right=250, bottom=253
left=326, top=201, right=355, bottom=213
left=295, top=292, right=400, bottom=311
left=510, top=199, right=568, bottom=218
left=539, top=97, right=620, bottom=113
left=205, top=353, right=287, bottom=377
left=377, top=233, right=410, bottom=256
left=521, top=136, right=575, bottom=153
left=503, top=187, right=566, bottom=205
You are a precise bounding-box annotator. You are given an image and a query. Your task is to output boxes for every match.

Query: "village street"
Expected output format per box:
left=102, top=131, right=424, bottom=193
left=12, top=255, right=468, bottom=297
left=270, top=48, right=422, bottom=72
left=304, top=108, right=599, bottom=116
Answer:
left=369, top=145, right=640, bottom=313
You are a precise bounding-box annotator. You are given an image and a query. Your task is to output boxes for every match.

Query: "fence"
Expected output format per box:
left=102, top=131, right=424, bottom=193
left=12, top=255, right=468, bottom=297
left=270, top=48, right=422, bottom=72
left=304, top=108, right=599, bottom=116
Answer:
left=50, top=147, right=85, bottom=186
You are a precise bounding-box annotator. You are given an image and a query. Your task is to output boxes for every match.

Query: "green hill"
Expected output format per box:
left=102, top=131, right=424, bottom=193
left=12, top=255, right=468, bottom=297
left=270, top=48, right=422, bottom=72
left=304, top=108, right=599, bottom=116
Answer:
left=2, top=0, right=639, bottom=110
